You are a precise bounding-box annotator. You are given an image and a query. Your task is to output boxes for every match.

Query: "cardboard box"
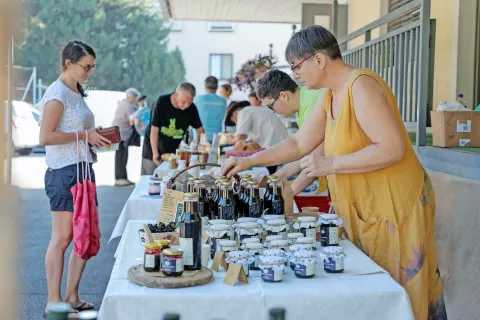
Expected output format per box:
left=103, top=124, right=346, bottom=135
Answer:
left=431, top=111, right=480, bottom=147
left=142, top=224, right=180, bottom=245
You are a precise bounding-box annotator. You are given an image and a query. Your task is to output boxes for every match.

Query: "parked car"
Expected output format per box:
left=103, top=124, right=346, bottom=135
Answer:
left=5, top=101, right=41, bottom=155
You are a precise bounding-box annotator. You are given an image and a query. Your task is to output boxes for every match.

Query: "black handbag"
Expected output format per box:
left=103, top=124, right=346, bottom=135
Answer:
left=126, top=126, right=141, bottom=147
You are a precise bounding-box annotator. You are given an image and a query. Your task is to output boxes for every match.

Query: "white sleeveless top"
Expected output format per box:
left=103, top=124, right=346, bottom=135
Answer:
left=40, top=80, right=95, bottom=169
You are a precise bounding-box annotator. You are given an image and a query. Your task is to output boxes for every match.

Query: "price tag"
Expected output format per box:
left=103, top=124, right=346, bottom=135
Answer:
left=459, top=139, right=470, bottom=147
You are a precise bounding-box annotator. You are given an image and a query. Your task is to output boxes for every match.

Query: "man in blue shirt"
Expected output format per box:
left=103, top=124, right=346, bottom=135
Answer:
left=194, top=76, right=227, bottom=141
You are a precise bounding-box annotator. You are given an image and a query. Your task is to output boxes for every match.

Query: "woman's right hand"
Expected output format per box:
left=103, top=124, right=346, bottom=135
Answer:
left=87, top=127, right=111, bottom=147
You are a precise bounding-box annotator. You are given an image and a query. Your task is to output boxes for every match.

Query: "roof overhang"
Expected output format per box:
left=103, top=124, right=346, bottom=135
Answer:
left=159, top=0, right=347, bottom=24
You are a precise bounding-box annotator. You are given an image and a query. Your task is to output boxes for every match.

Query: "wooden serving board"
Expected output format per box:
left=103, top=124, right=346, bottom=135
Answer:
left=128, top=264, right=213, bottom=289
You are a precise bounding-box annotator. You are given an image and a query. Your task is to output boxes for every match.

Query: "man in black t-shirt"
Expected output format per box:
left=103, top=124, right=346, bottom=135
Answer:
left=142, top=82, right=205, bottom=175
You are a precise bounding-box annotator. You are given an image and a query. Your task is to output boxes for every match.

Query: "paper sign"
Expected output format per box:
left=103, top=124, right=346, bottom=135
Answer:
left=211, top=251, right=228, bottom=272
left=224, top=264, right=248, bottom=286
left=459, top=139, right=471, bottom=147
left=457, top=120, right=471, bottom=133
left=158, top=189, right=185, bottom=224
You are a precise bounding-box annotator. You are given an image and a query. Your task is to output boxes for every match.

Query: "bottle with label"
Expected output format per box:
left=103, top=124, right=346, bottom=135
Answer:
left=246, top=180, right=261, bottom=218
left=193, top=179, right=209, bottom=219
left=262, top=175, right=277, bottom=214
left=179, top=193, right=202, bottom=271
left=456, top=93, right=468, bottom=109
left=264, top=180, right=284, bottom=216
left=237, top=175, right=251, bottom=218
left=218, top=182, right=235, bottom=220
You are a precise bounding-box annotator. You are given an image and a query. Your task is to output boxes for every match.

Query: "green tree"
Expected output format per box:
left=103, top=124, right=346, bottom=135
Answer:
left=17, top=0, right=186, bottom=100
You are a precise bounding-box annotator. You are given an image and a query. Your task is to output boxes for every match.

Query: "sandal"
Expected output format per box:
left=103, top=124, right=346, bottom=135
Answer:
left=44, top=309, right=79, bottom=319
left=72, top=301, right=95, bottom=312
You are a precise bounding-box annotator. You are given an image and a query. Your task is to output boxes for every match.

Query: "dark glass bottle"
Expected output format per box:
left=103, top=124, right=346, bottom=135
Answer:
left=269, top=308, right=286, bottom=320
left=262, top=175, right=277, bottom=214
left=237, top=177, right=251, bottom=218
left=193, top=180, right=209, bottom=219
left=179, top=193, right=202, bottom=271
left=264, top=179, right=284, bottom=215
left=218, top=182, right=235, bottom=220
left=246, top=181, right=261, bottom=218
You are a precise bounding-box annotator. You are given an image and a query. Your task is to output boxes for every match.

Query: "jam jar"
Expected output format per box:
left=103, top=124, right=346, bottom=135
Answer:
left=293, top=250, right=316, bottom=279
left=287, top=232, right=304, bottom=245
left=226, top=250, right=250, bottom=276
left=148, top=181, right=161, bottom=196
left=155, top=239, right=171, bottom=249
left=264, top=235, right=283, bottom=248
left=162, top=248, right=184, bottom=277
left=241, top=237, right=260, bottom=250
left=320, top=246, right=346, bottom=273
left=206, top=223, right=231, bottom=258
left=237, top=217, right=258, bottom=223
left=289, top=242, right=314, bottom=270
left=296, top=236, right=316, bottom=250
left=217, top=239, right=237, bottom=253
left=318, top=214, right=342, bottom=247
left=293, top=216, right=317, bottom=239
left=246, top=242, right=264, bottom=270
left=234, top=222, right=263, bottom=244
left=144, top=243, right=162, bottom=272
left=264, top=219, right=288, bottom=239
left=259, top=255, right=285, bottom=282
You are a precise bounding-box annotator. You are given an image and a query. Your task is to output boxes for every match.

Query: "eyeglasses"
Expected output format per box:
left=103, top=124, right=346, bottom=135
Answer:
left=77, top=63, right=97, bottom=73
left=266, top=95, right=279, bottom=112
left=290, top=53, right=316, bottom=72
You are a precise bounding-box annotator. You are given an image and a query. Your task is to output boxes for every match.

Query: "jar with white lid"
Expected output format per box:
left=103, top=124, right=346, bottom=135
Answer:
left=264, top=235, right=283, bottom=248
left=293, top=216, right=317, bottom=240
left=288, top=243, right=314, bottom=270
left=259, top=255, right=286, bottom=282
left=217, top=239, right=237, bottom=253
left=206, top=224, right=231, bottom=259
left=234, top=221, right=263, bottom=243
left=226, top=250, right=251, bottom=276
left=320, top=246, right=346, bottom=273
left=292, top=250, right=316, bottom=278
left=318, top=214, right=343, bottom=247
left=148, top=181, right=161, bottom=196
left=296, top=236, right=316, bottom=250
left=237, top=217, right=258, bottom=223
left=264, top=219, right=288, bottom=239
left=240, top=237, right=260, bottom=250
left=246, top=242, right=264, bottom=270
left=287, top=232, right=304, bottom=245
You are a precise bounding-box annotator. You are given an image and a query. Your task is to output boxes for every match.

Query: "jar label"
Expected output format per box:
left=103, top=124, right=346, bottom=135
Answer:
left=249, top=204, right=260, bottom=218
left=262, top=268, right=283, bottom=282
left=321, top=226, right=339, bottom=246
left=324, top=257, right=344, bottom=271
left=295, top=263, right=315, bottom=276
left=180, top=237, right=194, bottom=265
left=305, top=227, right=316, bottom=240
left=162, top=256, right=184, bottom=273
left=144, top=254, right=156, bottom=268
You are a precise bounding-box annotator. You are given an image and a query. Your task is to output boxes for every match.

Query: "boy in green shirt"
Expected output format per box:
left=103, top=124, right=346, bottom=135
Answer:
left=256, top=69, right=324, bottom=195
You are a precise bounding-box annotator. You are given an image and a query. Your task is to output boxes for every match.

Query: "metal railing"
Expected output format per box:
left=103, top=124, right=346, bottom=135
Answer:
left=337, top=0, right=431, bottom=146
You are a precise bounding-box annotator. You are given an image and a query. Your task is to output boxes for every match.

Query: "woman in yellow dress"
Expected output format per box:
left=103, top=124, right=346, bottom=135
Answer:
left=222, top=25, right=447, bottom=320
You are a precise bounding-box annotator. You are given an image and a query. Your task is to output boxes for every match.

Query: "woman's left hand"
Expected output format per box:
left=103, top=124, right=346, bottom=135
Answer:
left=300, top=154, right=336, bottom=177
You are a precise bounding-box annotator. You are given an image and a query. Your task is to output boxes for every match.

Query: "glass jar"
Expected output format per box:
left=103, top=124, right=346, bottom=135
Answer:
left=287, top=232, right=304, bottom=245
left=162, top=248, right=184, bottom=277
left=296, top=237, right=316, bottom=250
left=246, top=242, right=264, bottom=270
left=234, top=221, right=263, bottom=243
left=264, top=219, right=288, bottom=239
left=217, top=239, right=237, bottom=253
left=320, top=246, right=346, bottom=274
left=318, top=214, right=342, bottom=247
left=241, top=237, right=260, bottom=250
left=226, top=250, right=250, bottom=276
left=144, top=243, right=162, bottom=272
left=148, top=181, right=161, bottom=196
left=206, top=223, right=231, bottom=259
left=259, top=255, right=285, bottom=282
left=155, top=239, right=171, bottom=249
left=237, top=217, right=258, bottom=223
left=293, top=250, right=316, bottom=279
left=264, top=235, right=283, bottom=248
left=293, top=216, right=317, bottom=239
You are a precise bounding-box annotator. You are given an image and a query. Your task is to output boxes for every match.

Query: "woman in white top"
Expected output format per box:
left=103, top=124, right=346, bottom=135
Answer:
left=40, top=40, right=110, bottom=318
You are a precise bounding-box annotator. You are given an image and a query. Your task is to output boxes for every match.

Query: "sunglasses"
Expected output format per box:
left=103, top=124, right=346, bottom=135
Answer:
left=77, top=63, right=97, bottom=73
left=266, top=95, right=279, bottom=112
left=290, top=53, right=316, bottom=72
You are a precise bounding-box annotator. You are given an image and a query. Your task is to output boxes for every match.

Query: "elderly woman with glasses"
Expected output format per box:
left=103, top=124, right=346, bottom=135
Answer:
left=222, top=26, right=447, bottom=320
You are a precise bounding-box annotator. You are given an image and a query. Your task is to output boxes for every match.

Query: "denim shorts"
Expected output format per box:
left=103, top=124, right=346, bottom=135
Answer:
left=44, top=162, right=98, bottom=212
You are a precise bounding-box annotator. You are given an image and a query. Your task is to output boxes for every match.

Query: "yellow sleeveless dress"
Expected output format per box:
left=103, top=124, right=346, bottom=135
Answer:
left=324, top=69, right=447, bottom=320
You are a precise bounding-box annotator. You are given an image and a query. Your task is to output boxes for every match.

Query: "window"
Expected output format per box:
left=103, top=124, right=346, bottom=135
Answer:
left=208, top=22, right=235, bottom=32
left=210, top=54, right=233, bottom=80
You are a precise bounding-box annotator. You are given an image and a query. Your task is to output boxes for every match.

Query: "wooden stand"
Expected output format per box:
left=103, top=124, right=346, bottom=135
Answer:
left=128, top=264, right=213, bottom=289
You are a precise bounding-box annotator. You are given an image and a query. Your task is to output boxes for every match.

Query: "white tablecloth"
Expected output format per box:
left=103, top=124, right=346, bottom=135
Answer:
left=101, top=220, right=414, bottom=320
left=109, top=162, right=271, bottom=241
